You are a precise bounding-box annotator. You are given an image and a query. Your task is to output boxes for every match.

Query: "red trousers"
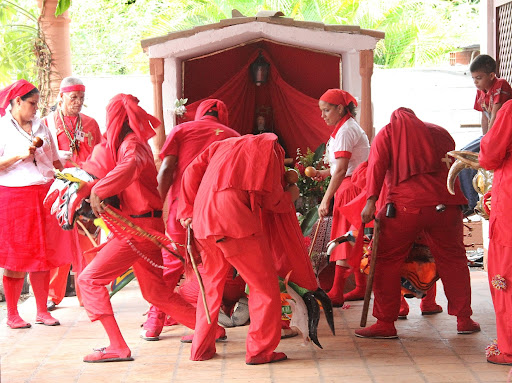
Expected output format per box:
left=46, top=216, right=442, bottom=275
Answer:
left=373, top=205, right=472, bottom=322
left=193, top=234, right=281, bottom=362
left=487, top=241, right=512, bottom=355
left=78, top=218, right=196, bottom=329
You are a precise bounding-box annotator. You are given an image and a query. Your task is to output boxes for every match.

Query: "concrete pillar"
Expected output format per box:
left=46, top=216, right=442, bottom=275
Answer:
left=36, top=0, right=72, bottom=112
left=359, top=49, right=374, bottom=141
left=150, top=57, right=165, bottom=157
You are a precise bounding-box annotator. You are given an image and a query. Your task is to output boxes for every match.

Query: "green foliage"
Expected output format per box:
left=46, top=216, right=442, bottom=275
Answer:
left=55, top=0, right=71, bottom=17
left=0, top=0, right=40, bottom=86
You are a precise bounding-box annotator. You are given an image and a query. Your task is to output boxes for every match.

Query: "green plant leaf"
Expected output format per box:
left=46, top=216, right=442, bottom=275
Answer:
left=313, top=143, right=326, bottom=163
left=300, top=207, right=319, bottom=237
left=55, top=0, right=71, bottom=17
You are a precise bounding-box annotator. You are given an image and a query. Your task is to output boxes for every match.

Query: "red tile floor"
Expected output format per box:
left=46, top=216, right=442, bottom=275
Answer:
left=1, top=269, right=510, bottom=383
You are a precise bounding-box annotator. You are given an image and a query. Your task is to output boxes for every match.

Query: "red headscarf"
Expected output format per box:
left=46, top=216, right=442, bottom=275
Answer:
left=0, top=79, right=37, bottom=117
left=194, top=99, right=229, bottom=126
left=212, top=133, right=284, bottom=194
left=320, top=89, right=358, bottom=110
left=387, top=107, right=439, bottom=185
left=105, top=94, right=161, bottom=155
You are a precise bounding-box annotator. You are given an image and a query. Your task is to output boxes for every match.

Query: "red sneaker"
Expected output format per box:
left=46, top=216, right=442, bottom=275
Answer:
left=355, top=320, right=398, bottom=339
left=457, top=317, right=481, bottom=334
left=343, top=287, right=365, bottom=302
left=83, top=347, right=133, bottom=363
left=140, top=310, right=165, bottom=341
left=35, top=312, right=60, bottom=326
left=487, top=353, right=512, bottom=366
left=246, top=352, right=287, bottom=365
left=398, top=296, right=409, bottom=319
left=421, top=303, right=443, bottom=315
left=7, top=314, right=31, bottom=329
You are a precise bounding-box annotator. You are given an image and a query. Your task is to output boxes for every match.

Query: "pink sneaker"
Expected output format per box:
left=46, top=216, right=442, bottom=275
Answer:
left=140, top=310, right=165, bottom=341
left=355, top=320, right=398, bottom=339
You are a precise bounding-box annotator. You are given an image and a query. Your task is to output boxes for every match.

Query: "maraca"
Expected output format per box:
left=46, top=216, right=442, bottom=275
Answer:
left=32, top=137, right=43, bottom=148
left=305, top=166, right=318, bottom=178
left=284, top=168, right=299, bottom=184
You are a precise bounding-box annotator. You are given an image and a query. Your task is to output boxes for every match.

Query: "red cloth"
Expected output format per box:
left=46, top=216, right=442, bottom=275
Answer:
left=365, top=111, right=472, bottom=323
left=474, top=77, right=512, bottom=112
left=479, top=99, right=512, bottom=355
left=0, top=183, right=73, bottom=271
left=43, top=112, right=103, bottom=167
left=104, top=94, right=160, bottom=159
left=60, top=85, right=85, bottom=93
left=0, top=80, right=36, bottom=117
left=366, top=111, right=467, bottom=207
left=320, top=89, right=358, bottom=118
left=178, top=51, right=330, bottom=157
left=194, top=99, right=229, bottom=126
left=159, top=113, right=240, bottom=235
left=193, top=234, right=281, bottom=362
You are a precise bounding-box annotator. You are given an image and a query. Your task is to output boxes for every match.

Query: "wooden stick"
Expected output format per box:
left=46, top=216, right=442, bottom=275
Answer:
left=187, top=226, right=211, bottom=324
left=308, top=217, right=323, bottom=258
left=76, top=220, right=99, bottom=248
left=360, top=218, right=380, bottom=328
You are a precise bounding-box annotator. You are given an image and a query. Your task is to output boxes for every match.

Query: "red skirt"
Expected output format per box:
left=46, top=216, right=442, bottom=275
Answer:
left=0, top=184, right=74, bottom=272
left=330, top=177, right=361, bottom=261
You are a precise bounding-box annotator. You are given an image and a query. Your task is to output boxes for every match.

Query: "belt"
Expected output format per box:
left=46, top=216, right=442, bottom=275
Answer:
left=130, top=210, right=163, bottom=218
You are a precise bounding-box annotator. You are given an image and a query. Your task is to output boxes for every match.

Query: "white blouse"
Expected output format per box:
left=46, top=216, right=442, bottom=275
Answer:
left=326, top=117, right=369, bottom=177
left=0, top=111, right=60, bottom=187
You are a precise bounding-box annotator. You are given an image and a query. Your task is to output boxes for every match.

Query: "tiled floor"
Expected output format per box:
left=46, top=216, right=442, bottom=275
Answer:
left=1, top=269, right=510, bottom=383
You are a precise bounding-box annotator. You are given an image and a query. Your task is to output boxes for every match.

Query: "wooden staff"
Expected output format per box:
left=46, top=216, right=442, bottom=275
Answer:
left=76, top=219, right=99, bottom=248
left=187, top=226, right=211, bottom=324
left=308, top=217, right=323, bottom=258
left=360, top=218, right=380, bottom=327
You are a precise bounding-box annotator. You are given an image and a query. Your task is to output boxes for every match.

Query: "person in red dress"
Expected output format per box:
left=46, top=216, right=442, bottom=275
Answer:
left=43, top=76, right=103, bottom=311
left=0, top=80, right=68, bottom=329
left=78, top=94, right=210, bottom=363
left=479, top=99, right=512, bottom=365
left=178, top=133, right=299, bottom=364
left=141, top=99, right=240, bottom=340
left=356, top=108, right=480, bottom=338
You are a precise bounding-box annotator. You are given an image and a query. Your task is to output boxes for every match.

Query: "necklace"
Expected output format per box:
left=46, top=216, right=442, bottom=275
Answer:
left=11, top=118, right=37, bottom=166
left=58, top=109, right=82, bottom=155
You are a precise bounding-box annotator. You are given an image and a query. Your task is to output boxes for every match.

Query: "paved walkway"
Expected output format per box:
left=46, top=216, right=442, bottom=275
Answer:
left=0, top=269, right=510, bottom=383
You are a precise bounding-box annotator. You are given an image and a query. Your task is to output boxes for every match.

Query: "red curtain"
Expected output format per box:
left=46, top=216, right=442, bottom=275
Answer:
left=178, top=50, right=331, bottom=158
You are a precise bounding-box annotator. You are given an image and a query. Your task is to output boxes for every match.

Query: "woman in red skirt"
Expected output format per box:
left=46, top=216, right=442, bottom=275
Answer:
left=0, top=80, right=71, bottom=328
left=314, top=89, right=370, bottom=306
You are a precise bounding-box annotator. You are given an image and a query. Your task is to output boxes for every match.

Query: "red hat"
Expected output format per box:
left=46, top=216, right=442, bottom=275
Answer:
left=320, top=89, right=358, bottom=108
left=0, top=79, right=37, bottom=117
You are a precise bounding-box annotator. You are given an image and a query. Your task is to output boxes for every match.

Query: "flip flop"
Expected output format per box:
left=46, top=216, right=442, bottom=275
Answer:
left=83, top=347, right=134, bottom=363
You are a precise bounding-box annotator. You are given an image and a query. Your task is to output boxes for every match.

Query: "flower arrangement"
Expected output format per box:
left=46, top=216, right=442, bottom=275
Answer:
left=293, top=143, right=330, bottom=221
left=174, top=98, right=188, bottom=117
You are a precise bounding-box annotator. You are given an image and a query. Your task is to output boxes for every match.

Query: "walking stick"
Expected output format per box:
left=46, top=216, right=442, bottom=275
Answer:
left=76, top=219, right=99, bottom=248
left=360, top=218, right=380, bottom=327
left=187, top=225, right=211, bottom=324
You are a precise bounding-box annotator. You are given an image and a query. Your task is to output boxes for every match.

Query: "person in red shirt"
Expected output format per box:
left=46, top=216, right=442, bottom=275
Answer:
left=77, top=94, right=204, bottom=363
left=356, top=108, right=480, bottom=339
left=178, top=133, right=300, bottom=364
left=141, top=99, right=240, bottom=340
left=43, top=76, right=103, bottom=311
left=471, top=54, right=512, bottom=134
left=479, top=100, right=512, bottom=365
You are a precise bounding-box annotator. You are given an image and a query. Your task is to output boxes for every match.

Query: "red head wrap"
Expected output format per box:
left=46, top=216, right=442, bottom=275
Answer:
left=387, top=107, right=439, bottom=185
left=0, top=79, right=37, bottom=117
left=194, top=99, right=229, bottom=126
left=105, top=94, right=161, bottom=154
left=60, top=84, right=86, bottom=93
left=320, top=89, right=358, bottom=108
